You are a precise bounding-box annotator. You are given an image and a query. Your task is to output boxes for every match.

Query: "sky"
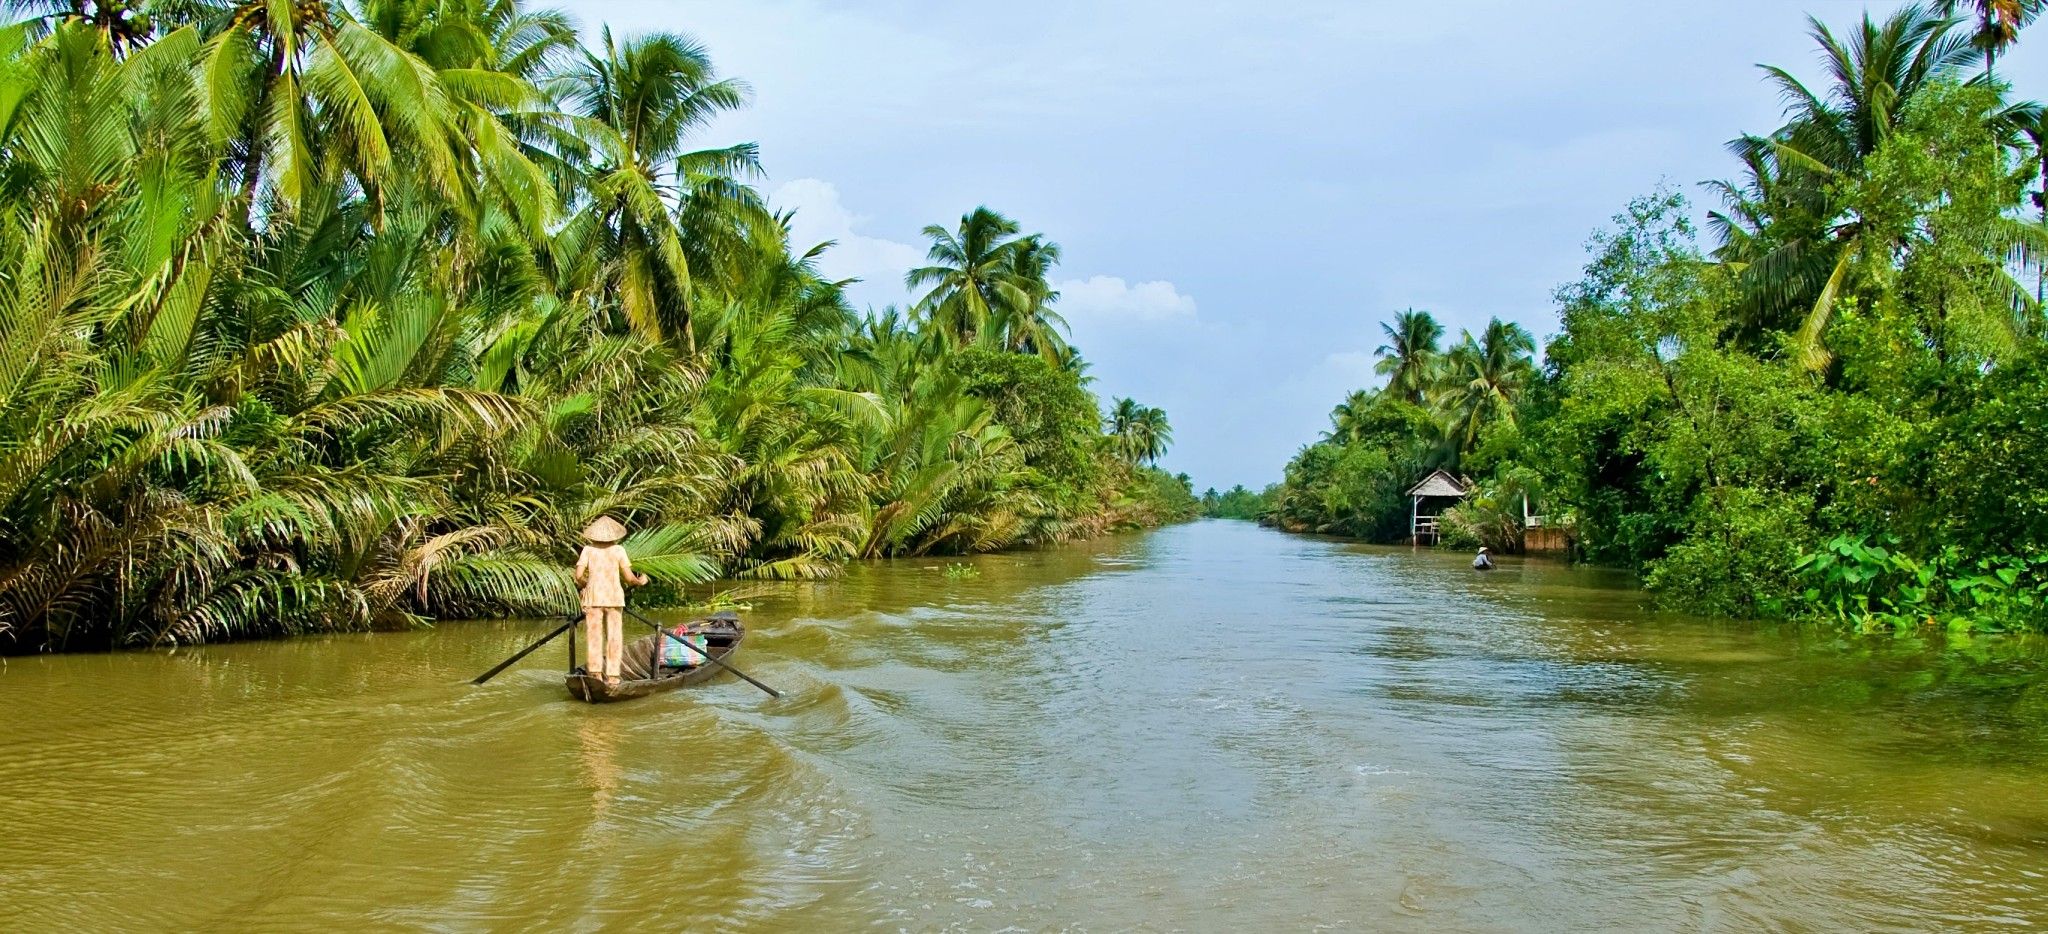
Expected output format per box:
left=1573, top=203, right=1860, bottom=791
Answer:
left=555, top=0, right=2048, bottom=490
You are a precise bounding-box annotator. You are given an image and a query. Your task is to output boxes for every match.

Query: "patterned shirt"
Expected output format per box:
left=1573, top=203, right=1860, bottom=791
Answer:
left=575, top=544, right=639, bottom=608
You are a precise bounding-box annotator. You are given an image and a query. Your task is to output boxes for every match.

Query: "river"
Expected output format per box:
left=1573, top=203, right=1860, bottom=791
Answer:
left=5, top=519, right=2048, bottom=930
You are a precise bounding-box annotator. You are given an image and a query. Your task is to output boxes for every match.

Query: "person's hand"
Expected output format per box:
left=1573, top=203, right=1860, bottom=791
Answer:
left=634, top=573, right=651, bottom=586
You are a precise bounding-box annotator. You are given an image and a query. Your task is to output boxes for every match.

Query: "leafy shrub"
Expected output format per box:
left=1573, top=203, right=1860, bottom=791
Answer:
left=1644, top=487, right=1812, bottom=618
left=949, top=348, right=1102, bottom=507
left=1922, top=352, right=2048, bottom=561
left=1793, top=536, right=2048, bottom=632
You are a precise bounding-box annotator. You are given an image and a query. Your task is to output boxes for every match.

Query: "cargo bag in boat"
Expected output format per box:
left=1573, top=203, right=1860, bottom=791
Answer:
left=661, top=627, right=704, bottom=667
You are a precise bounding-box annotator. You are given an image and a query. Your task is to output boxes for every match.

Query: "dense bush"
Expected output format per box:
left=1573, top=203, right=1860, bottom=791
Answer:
left=1922, top=352, right=2048, bottom=560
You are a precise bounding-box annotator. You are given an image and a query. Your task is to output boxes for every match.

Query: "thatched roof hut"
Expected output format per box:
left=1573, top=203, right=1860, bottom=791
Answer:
left=1406, top=470, right=1471, bottom=500
left=1407, top=469, right=1472, bottom=543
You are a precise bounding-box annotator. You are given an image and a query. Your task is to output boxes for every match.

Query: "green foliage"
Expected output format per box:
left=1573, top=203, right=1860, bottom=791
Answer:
left=1438, top=470, right=1538, bottom=553
left=1134, top=467, right=1200, bottom=524
left=1200, top=484, right=1273, bottom=520
left=1270, top=310, right=1534, bottom=544
left=1794, top=536, right=2048, bottom=632
left=1270, top=439, right=1413, bottom=540
left=947, top=347, right=1103, bottom=517
left=1644, top=487, right=1813, bottom=619
left=906, top=207, right=1071, bottom=363
left=1261, top=11, right=2048, bottom=632
left=1374, top=309, right=1442, bottom=404
left=1106, top=397, right=1172, bottom=466
left=1921, top=351, right=2048, bottom=558
left=0, top=8, right=1189, bottom=653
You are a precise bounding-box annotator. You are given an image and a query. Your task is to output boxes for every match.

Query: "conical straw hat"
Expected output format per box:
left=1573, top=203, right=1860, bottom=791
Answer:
left=582, top=516, right=628, bottom=543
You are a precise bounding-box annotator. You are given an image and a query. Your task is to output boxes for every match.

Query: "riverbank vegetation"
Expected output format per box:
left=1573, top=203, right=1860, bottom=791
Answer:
left=1270, top=4, right=2048, bottom=631
left=0, top=2, right=1192, bottom=652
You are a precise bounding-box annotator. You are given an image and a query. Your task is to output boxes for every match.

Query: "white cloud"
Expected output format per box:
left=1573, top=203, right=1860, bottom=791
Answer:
left=1055, top=275, right=1197, bottom=324
left=772, top=179, right=1202, bottom=328
left=770, top=178, right=923, bottom=310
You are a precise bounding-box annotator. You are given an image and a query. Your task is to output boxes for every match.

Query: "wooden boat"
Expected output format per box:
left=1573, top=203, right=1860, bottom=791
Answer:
left=564, top=612, right=744, bottom=703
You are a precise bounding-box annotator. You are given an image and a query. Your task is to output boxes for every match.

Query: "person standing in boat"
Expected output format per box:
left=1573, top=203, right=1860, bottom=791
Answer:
left=575, top=516, right=649, bottom=686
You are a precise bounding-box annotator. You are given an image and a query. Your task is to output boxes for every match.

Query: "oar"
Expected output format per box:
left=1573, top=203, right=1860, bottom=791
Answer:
left=471, top=613, right=579, bottom=685
left=623, top=607, right=781, bottom=699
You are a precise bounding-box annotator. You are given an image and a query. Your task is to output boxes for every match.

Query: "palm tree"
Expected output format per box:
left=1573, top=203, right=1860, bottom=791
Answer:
left=1936, top=0, right=2043, bottom=76
left=1705, top=134, right=1838, bottom=346
left=1106, top=397, right=1172, bottom=465
left=1106, top=397, right=1142, bottom=460
left=555, top=28, right=761, bottom=350
left=1134, top=407, right=1172, bottom=465
left=189, top=0, right=467, bottom=213
left=906, top=206, right=1033, bottom=349
left=999, top=235, right=1072, bottom=364
left=1435, top=318, right=1536, bottom=451
left=1374, top=308, right=1443, bottom=404
left=1716, top=5, right=1986, bottom=367
left=1327, top=389, right=1378, bottom=443
left=355, top=0, right=577, bottom=238
left=1765, top=8, right=1976, bottom=178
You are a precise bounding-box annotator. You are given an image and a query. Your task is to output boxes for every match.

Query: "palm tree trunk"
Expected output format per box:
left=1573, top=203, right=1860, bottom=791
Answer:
left=1985, top=9, right=1998, bottom=79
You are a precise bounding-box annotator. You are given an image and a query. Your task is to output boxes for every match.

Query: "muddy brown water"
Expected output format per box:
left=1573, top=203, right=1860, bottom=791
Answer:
left=6, top=520, right=2048, bottom=930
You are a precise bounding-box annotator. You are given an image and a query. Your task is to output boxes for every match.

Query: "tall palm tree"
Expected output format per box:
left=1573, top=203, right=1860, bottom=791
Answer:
left=1132, top=406, right=1172, bottom=465
left=1705, top=133, right=1837, bottom=346
left=906, top=206, right=1032, bottom=349
left=1435, top=318, right=1536, bottom=451
left=1374, top=308, right=1443, bottom=404
left=555, top=27, right=760, bottom=350
left=1765, top=7, right=1976, bottom=177
left=999, top=234, right=1072, bottom=364
left=191, top=0, right=467, bottom=213
left=355, top=0, right=576, bottom=238
left=1936, top=0, right=2043, bottom=76
left=1717, top=5, right=1986, bottom=367
left=1106, top=397, right=1171, bottom=465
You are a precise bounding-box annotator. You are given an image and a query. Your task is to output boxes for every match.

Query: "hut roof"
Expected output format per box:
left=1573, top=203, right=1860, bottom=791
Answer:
left=1407, top=469, right=1471, bottom=499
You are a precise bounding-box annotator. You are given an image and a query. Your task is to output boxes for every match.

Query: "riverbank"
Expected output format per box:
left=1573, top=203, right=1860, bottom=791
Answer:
left=10, top=521, right=2046, bottom=928
left=3, top=474, right=1196, bottom=656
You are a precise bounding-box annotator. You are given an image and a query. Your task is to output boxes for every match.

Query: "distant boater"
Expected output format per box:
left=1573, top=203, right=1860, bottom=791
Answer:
left=575, top=516, right=649, bottom=686
left=1472, top=547, right=1495, bottom=571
